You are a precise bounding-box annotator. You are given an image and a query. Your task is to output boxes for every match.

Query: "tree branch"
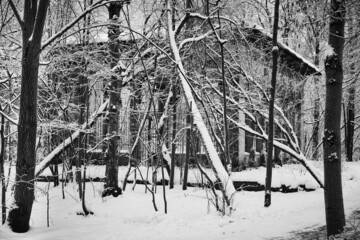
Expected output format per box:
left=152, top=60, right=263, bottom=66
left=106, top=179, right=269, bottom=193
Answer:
left=40, top=0, right=131, bottom=51
left=7, top=0, right=24, bottom=29
left=31, top=0, right=50, bottom=44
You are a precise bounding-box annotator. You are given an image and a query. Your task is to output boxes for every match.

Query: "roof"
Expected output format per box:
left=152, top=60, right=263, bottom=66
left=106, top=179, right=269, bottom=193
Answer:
left=239, top=25, right=321, bottom=76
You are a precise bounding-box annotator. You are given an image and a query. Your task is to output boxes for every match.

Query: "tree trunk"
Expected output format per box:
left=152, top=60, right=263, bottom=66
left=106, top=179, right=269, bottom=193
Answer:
left=104, top=2, right=122, bottom=194
left=169, top=85, right=177, bottom=189
left=345, top=3, right=356, bottom=163
left=312, top=24, right=321, bottom=160
left=7, top=0, right=50, bottom=233
left=76, top=74, right=87, bottom=200
left=0, top=108, right=5, bottom=225
left=346, top=86, right=355, bottom=162
left=264, top=0, right=280, bottom=208
left=323, top=0, right=346, bottom=237
left=183, top=110, right=191, bottom=190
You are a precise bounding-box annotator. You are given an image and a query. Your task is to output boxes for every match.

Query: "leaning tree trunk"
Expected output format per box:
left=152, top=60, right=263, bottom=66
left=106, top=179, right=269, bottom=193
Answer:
left=104, top=2, right=123, bottom=196
left=323, top=0, right=346, bottom=237
left=7, top=0, right=50, bottom=233
left=264, top=0, right=280, bottom=208
left=166, top=0, right=235, bottom=209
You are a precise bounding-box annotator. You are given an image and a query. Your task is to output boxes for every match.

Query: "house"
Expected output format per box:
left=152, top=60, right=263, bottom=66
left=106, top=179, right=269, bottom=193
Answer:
left=42, top=1, right=321, bottom=174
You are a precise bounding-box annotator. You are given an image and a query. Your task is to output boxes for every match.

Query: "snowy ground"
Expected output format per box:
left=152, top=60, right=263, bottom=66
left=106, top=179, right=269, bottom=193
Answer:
left=0, top=161, right=359, bottom=240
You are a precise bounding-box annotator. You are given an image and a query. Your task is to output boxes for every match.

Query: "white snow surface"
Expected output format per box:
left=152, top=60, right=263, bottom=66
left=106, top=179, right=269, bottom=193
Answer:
left=1, top=162, right=360, bottom=240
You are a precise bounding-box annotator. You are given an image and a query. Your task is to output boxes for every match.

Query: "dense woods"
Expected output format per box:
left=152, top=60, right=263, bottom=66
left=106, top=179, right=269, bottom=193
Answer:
left=0, top=0, right=359, bottom=239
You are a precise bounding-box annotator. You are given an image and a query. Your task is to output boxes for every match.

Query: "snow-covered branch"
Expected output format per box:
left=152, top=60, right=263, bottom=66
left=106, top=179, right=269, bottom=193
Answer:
left=35, top=99, right=109, bottom=177
left=41, top=0, right=132, bottom=51
left=202, top=78, right=324, bottom=188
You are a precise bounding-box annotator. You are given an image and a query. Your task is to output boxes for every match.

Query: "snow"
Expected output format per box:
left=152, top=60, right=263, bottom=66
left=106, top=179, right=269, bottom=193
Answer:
left=323, top=42, right=335, bottom=57
left=1, top=162, right=360, bottom=240
left=230, top=165, right=320, bottom=190
left=161, top=144, right=172, bottom=166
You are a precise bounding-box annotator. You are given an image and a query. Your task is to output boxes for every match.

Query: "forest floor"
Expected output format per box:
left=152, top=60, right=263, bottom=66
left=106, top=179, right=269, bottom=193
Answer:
left=0, top=161, right=359, bottom=240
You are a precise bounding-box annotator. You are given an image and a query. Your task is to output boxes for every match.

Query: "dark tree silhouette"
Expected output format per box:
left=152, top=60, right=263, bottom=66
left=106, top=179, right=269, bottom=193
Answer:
left=7, top=0, right=50, bottom=233
left=264, top=0, right=280, bottom=208
left=104, top=2, right=123, bottom=197
left=323, top=0, right=346, bottom=237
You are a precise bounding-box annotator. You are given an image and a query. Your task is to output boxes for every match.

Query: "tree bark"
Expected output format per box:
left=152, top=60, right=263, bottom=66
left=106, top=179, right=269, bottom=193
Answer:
left=7, top=0, right=50, bottom=233
left=346, top=86, right=355, bottom=162
left=264, top=0, right=280, bottom=208
left=323, top=0, right=346, bottom=237
left=312, top=14, right=321, bottom=160
left=345, top=3, right=356, bottom=162
left=104, top=2, right=122, bottom=194
left=182, top=109, right=191, bottom=190
left=169, top=85, right=177, bottom=189
left=0, top=108, right=5, bottom=225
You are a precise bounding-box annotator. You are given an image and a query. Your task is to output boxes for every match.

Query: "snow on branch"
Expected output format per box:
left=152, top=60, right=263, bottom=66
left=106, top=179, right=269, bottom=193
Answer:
left=41, top=0, right=132, bottom=51
left=35, top=99, right=109, bottom=177
left=202, top=75, right=324, bottom=188
left=157, top=86, right=174, bottom=167
left=179, top=30, right=215, bottom=51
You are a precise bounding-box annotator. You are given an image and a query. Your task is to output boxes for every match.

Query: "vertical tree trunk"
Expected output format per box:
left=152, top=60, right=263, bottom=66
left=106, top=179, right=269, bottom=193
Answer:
left=104, top=2, right=122, bottom=195
left=323, top=0, right=346, bottom=237
left=7, top=0, right=50, bottom=233
left=312, top=28, right=321, bottom=160
left=76, top=73, right=86, bottom=200
left=169, top=85, right=177, bottom=189
left=345, top=4, right=356, bottom=163
left=0, top=109, right=5, bottom=225
left=182, top=108, right=191, bottom=190
left=264, top=0, right=280, bottom=208
left=346, top=86, right=355, bottom=162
